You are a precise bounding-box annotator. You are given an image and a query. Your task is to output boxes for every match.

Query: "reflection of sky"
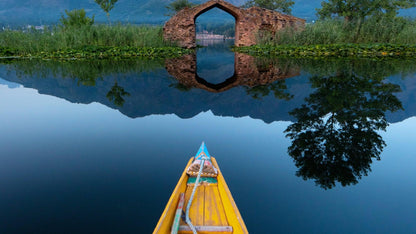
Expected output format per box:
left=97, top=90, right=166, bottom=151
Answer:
left=1, top=85, right=416, bottom=233
left=196, top=41, right=235, bottom=84
left=0, top=77, right=20, bottom=88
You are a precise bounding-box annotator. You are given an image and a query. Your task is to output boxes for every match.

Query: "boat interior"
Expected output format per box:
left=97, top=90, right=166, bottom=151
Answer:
left=153, top=157, right=247, bottom=234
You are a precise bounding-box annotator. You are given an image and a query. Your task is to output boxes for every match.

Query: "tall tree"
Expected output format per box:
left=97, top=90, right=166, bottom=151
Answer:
left=317, top=0, right=416, bottom=41
left=243, top=0, right=294, bottom=14
left=94, top=0, right=118, bottom=25
left=317, top=0, right=416, bottom=22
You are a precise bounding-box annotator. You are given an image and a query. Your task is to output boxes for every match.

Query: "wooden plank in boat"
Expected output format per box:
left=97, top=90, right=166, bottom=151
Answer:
left=178, top=225, right=233, bottom=233
left=204, top=185, right=228, bottom=226
left=212, top=158, right=248, bottom=233
left=183, top=184, right=205, bottom=226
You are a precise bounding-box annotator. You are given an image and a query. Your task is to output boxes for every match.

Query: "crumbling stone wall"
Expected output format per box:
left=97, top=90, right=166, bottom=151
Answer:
left=163, top=0, right=305, bottom=48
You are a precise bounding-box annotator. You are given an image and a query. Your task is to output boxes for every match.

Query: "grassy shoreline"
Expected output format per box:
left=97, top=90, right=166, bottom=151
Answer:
left=1, top=17, right=416, bottom=59
left=240, top=17, right=416, bottom=58
left=0, top=24, right=191, bottom=59
left=234, top=43, right=416, bottom=58
left=0, top=45, right=191, bottom=59
left=3, top=43, right=414, bottom=59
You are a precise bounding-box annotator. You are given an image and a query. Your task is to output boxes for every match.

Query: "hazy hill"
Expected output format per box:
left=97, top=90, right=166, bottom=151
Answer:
left=0, top=0, right=414, bottom=26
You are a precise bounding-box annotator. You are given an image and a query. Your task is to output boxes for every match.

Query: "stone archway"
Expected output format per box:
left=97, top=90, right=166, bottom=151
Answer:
left=164, top=0, right=242, bottom=48
left=163, top=0, right=305, bottom=48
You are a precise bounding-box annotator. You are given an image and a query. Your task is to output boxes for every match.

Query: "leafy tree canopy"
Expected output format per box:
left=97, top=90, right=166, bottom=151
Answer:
left=243, top=0, right=294, bottom=14
left=60, top=9, right=94, bottom=28
left=94, top=0, right=118, bottom=24
left=317, top=0, right=416, bottom=21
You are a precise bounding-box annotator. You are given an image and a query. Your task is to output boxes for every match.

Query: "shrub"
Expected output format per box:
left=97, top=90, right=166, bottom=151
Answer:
left=60, top=9, right=95, bottom=29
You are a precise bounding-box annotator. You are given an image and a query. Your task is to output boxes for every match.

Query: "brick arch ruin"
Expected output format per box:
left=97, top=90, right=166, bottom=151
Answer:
left=163, top=0, right=305, bottom=48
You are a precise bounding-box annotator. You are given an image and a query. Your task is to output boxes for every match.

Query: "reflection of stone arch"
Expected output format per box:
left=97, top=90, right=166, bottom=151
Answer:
left=163, top=0, right=305, bottom=48
left=165, top=54, right=239, bottom=92
left=195, top=74, right=239, bottom=91
left=165, top=53, right=300, bottom=92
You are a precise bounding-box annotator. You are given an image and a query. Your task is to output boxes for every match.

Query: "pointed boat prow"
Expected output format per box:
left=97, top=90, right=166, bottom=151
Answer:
left=153, top=143, right=248, bottom=234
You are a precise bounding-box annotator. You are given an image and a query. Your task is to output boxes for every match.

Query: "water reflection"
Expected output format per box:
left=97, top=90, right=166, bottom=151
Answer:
left=0, top=55, right=416, bottom=123
left=196, top=40, right=235, bottom=85
left=165, top=52, right=299, bottom=93
left=1, top=57, right=416, bottom=124
left=1, top=57, right=300, bottom=120
left=285, top=69, right=403, bottom=189
left=197, top=39, right=234, bottom=47
left=2, top=52, right=416, bottom=190
left=6, top=59, right=165, bottom=86
left=107, top=81, right=131, bottom=107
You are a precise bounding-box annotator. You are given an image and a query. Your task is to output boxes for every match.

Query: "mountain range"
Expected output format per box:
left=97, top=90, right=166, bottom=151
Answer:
left=2, top=0, right=414, bottom=27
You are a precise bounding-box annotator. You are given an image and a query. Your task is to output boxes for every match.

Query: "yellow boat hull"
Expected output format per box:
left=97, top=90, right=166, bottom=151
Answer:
left=153, top=157, right=248, bottom=234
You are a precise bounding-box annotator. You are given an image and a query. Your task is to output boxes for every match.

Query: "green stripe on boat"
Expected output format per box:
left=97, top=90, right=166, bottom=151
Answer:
left=187, top=177, right=217, bottom=184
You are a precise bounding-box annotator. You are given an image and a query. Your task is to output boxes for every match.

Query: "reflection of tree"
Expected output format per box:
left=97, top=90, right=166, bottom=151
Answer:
left=106, top=81, right=130, bottom=107
left=245, top=80, right=293, bottom=100
left=284, top=71, right=402, bottom=189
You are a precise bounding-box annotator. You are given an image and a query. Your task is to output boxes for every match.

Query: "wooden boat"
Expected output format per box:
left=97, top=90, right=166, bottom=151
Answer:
left=153, top=142, right=248, bottom=234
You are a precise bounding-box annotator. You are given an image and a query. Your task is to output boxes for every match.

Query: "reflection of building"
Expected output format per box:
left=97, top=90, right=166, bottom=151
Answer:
left=165, top=53, right=300, bottom=92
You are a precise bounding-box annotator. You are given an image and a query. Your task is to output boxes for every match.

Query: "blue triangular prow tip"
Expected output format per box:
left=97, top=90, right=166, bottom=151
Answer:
left=195, top=141, right=211, bottom=160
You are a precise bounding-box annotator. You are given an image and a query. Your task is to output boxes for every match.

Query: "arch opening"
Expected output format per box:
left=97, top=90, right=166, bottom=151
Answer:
left=194, top=6, right=236, bottom=85
left=194, top=3, right=239, bottom=20
left=195, top=6, right=236, bottom=47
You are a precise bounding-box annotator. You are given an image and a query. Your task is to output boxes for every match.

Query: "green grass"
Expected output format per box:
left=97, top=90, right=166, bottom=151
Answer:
left=260, top=17, right=416, bottom=46
left=234, top=43, right=416, bottom=58
left=236, top=17, right=416, bottom=58
left=0, top=24, right=190, bottom=59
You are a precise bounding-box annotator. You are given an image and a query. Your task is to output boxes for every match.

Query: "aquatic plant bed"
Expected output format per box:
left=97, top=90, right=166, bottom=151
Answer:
left=234, top=44, right=416, bottom=58
left=0, top=46, right=191, bottom=60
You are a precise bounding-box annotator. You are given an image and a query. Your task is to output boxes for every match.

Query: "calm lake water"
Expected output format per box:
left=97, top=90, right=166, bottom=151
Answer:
left=1, top=40, right=416, bottom=233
